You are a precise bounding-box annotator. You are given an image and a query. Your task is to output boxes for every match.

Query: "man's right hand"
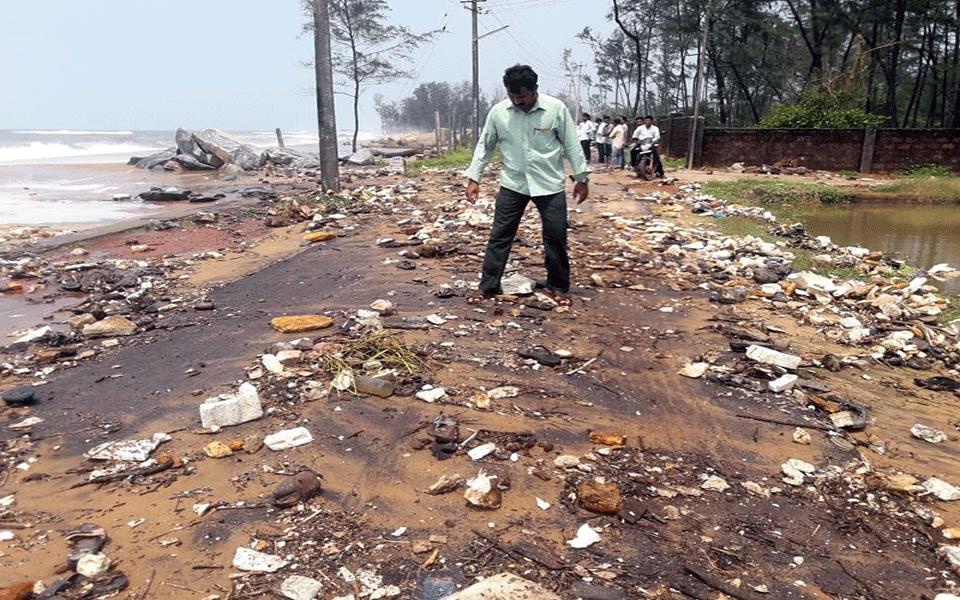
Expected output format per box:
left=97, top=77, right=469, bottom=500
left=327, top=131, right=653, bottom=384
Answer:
left=465, top=180, right=480, bottom=203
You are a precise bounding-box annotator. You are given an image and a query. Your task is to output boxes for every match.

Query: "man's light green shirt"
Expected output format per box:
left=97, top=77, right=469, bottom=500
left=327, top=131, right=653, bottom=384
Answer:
left=465, top=93, right=589, bottom=196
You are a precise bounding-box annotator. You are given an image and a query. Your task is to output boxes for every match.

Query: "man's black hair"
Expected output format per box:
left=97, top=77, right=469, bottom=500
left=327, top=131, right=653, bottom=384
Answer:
left=503, top=64, right=538, bottom=94
left=644, top=115, right=654, bottom=120
left=582, top=112, right=591, bottom=119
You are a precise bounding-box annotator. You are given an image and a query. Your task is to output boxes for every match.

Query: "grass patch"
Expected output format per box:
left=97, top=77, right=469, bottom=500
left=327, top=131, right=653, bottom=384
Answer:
left=872, top=168, right=960, bottom=203
left=703, top=179, right=856, bottom=209
left=662, top=156, right=687, bottom=169
left=942, top=294, right=960, bottom=324
left=408, top=144, right=476, bottom=176
left=898, top=164, right=954, bottom=178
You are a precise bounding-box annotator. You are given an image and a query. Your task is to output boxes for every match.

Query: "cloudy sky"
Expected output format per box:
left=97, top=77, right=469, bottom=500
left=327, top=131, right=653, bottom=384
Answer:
left=2, top=0, right=613, bottom=133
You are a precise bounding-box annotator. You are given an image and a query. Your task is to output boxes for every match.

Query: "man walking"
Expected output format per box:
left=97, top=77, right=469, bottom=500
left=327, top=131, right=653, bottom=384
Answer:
left=464, top=64, right=590, bottom=307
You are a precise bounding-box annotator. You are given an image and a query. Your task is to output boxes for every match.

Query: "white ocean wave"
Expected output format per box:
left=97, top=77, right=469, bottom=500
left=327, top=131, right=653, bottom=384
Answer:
left=0, top=141, right=166, bottom=164
left=12, top=130, right=135, bottom=136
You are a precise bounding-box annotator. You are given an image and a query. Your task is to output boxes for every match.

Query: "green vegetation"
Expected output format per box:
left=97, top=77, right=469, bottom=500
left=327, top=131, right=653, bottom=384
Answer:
left=758, top=90, right=886, bottom=129
left=702, top=179, right=856, bottom=210
left=662, top=156, right=687, bottom=169
left=899, top=164, right=954, bottom=178
left=407, top=143, right=476, bottom=176
left=873, top=167, right=960, bottom=203
left=943, top=295, right=960, bottom=324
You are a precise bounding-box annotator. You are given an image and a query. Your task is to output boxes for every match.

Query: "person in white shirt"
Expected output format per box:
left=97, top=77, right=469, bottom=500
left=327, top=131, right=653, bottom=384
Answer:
left=577, top=113, right=596, bottom=163
left=630, top=115, right=664, bottom=177
left=595, top=115, right=612, bottom=165
left=609, top=117, right=627, bottom=169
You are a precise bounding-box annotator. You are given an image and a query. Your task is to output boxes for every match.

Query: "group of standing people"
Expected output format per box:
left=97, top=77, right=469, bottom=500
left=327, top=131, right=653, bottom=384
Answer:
left=577, top=113, right=664, bottom=178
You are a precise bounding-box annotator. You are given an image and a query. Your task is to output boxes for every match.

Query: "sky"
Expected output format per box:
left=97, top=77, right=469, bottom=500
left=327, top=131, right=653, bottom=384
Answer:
left=1, top=0, right=614, bottom=133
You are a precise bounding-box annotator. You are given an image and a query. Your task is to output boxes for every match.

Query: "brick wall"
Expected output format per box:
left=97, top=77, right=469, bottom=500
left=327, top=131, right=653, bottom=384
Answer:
left=871, top=129, right=960, bottom=174
left=658, top=118, right=960, bottom=173
left=700, top=128, right=865, bottom=171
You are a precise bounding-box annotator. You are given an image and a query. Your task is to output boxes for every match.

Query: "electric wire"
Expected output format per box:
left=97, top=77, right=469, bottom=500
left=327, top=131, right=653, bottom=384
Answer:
left=396, top=0, right=458, bottom=99
left=483, top=0, right=571, bottom=81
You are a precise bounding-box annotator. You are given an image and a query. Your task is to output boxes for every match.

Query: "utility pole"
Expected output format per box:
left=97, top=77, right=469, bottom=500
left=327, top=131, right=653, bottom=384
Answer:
left=313, top=0, right=339, bottom=192
left=572, top=62, right=585, bottom=120
left=463, top=0, right=487, bottom=146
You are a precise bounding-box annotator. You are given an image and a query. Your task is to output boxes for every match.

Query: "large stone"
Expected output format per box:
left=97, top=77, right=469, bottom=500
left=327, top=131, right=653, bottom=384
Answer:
left=167, top=154, right=217, bottom=171
left=231, top=145, right=264, bottom=170
left=263, top=147, right=319, bottom=169
left=82, top=315, right=138, bottom=337
left=133, top=149, right=177, bottom=170
left=271, top=315, right=334, bottom=333
left=193, top=128, right=247, bottom=165
left=346, top=148, right=376, bottom=165
left=175, top=127, right=199, bottom=157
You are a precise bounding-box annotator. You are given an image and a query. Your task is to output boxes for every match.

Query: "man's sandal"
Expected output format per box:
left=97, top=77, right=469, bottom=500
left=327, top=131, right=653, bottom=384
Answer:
left=466, top=290, right=497, bottom=305
left=544, top=289, right=572, bottom=307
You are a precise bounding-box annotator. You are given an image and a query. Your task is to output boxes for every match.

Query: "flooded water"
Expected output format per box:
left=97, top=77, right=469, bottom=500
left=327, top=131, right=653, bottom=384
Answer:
left=804, top=203, right=960, bottom=294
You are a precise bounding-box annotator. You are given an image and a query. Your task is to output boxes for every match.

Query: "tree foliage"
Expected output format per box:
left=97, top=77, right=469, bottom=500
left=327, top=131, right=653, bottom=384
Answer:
left=565, top=0, right=960, bottom=128
left=333, top=0, right=959, bottom=132
left=375, top=81, right=481, bottom=134
left=758, top=90, right=887, bottom=127
left=302, top=0, right=434, bottom=152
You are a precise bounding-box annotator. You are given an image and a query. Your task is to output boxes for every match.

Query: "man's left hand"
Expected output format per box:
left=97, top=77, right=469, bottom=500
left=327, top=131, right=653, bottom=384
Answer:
left=573, top=181, right=589, bottom=204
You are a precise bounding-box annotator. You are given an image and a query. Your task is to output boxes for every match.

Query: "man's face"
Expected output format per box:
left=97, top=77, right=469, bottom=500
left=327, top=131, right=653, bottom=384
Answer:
left=644, top=118, right=653, bottom=127
left=508, top=87, right=538, bottom=112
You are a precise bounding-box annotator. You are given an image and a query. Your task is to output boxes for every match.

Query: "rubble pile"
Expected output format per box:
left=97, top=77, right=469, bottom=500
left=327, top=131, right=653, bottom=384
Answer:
left=2, top=163, right=960, bottom=598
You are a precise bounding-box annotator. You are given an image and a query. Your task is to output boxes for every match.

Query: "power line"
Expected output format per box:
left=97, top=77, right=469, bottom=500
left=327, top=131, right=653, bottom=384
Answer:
left=397, top=0, right=458, bottom=99
left=482, top=0, right=568, bottom=81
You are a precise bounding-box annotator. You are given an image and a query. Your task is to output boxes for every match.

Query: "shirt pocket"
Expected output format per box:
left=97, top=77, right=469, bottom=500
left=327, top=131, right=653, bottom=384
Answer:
left=530, top=126, right=556, bottom=152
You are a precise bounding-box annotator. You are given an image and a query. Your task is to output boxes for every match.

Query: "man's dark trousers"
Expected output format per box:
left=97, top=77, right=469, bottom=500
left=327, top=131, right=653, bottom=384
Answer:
left=479, top=187, right=570, bottom=295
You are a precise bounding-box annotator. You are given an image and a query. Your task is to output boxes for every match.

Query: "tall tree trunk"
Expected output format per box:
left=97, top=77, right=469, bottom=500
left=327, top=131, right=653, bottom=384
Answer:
left=313, top=0, right=339, bottom=192
left=883, top=0, right=907, bottom=125
left=951, top=0, right=960, bottom=127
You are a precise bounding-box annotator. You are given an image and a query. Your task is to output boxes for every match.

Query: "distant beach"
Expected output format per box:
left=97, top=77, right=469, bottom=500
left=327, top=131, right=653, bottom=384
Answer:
left=0, top=129, right=363, bottom=230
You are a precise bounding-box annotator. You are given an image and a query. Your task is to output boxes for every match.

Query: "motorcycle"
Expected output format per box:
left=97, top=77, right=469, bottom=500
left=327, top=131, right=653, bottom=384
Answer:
left=632, top=142, right=656, bottom=180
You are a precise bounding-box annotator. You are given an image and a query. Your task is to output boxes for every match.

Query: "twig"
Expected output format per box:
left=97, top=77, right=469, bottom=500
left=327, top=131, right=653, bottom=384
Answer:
left=161, top=582, right=198, bottom=593
left=67, top=458, right=174, bottom=489
left=139, top=569, right=156, bottom=600
left=736, top=412, right=833, bottom=431
left=147, top=526, right=184, bottom=542
left=565, top=357, right=597, bottom=375
left=804, top=523, right=822, bottom=545
left=684, top=564, right=767, bottom=600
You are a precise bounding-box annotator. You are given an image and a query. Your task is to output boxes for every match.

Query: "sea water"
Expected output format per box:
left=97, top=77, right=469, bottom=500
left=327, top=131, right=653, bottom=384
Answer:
left=0, top=129, right=361, bottom=228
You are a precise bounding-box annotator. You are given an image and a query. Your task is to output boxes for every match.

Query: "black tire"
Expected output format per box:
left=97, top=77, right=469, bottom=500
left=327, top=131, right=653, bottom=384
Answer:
left=637, top=156, right=655, bottom=180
